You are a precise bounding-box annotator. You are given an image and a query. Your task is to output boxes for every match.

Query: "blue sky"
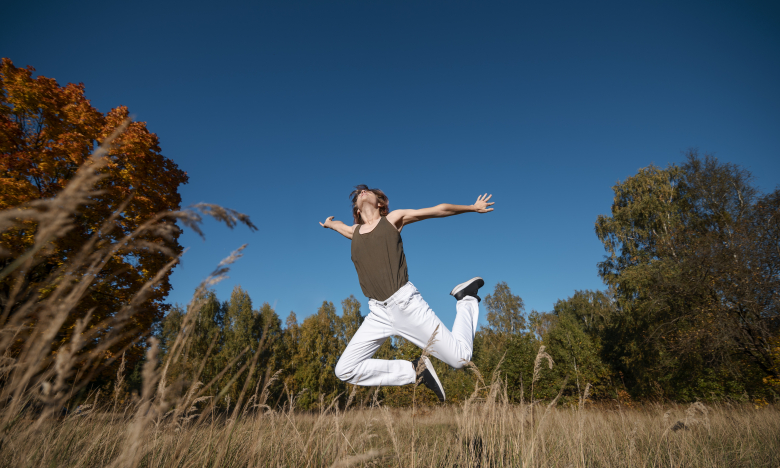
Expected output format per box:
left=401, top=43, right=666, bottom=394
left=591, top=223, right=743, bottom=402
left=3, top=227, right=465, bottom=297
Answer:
left=3, top=0, right=779, bottom=328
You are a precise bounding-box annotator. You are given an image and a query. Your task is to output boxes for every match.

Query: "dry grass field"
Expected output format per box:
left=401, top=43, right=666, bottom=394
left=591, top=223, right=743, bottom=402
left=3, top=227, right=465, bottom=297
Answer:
left=2, top=388, right=778, bottom=467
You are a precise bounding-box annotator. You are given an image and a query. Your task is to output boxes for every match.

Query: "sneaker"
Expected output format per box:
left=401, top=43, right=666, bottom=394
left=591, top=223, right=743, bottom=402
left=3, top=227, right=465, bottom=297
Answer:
left=450, top=277, right=484, bottom=302
left=411, top=356, right=445, bottom=402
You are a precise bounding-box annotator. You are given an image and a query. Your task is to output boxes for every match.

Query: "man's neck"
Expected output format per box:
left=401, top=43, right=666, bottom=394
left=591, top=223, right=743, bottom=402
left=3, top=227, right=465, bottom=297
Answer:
left=360, top=209, right=381, bottom=225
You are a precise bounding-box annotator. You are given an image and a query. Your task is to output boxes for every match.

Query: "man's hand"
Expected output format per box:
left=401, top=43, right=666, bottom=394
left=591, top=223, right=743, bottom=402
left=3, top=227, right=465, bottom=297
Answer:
left=320, top=216, right=335, bottom=228
left=473, top=194, right=494, bottom=213
left=320, top=216, right=355, bottom=239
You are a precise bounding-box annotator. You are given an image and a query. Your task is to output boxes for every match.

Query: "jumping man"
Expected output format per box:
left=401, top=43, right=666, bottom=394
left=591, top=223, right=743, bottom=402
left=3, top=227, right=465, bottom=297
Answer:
left=320, top=185, right=495, bottom=401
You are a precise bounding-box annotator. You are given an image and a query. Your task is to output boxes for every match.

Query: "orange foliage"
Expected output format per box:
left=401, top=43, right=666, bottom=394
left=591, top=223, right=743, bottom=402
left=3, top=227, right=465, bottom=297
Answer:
left=0, top=58, right=188, bottom=378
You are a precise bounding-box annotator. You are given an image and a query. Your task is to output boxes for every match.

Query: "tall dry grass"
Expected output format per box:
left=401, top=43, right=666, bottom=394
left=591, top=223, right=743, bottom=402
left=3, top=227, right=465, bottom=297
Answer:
left=1, top=122, right=778, bottom=467
left=2, top=374, right=778, bottom=467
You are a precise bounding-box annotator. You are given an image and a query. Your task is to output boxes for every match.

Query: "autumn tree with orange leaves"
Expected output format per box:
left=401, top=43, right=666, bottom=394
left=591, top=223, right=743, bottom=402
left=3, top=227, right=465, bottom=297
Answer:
left=0, top=58, right=189, bottom=380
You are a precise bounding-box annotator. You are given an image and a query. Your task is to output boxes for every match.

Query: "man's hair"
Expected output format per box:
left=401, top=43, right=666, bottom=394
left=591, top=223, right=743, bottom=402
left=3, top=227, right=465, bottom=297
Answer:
left=349, top=184, right=389, bottom=224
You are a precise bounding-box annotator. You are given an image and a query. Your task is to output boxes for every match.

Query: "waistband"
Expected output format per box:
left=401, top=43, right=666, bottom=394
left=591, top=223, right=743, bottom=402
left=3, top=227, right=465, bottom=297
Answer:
left=368, top=281, right=416, bottom=307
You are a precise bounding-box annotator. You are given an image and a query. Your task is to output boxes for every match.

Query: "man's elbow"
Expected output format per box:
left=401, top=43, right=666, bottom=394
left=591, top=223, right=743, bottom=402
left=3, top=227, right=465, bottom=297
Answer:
left=436, top=204, right=455, bottom=217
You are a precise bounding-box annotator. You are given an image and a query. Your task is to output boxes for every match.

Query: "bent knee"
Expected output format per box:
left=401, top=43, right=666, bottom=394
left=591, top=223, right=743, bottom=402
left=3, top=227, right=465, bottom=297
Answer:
left=451, top=360, right=468, bottom=370
left=451, top=351, right=472, bottom=370
left=334, top=360, right=354, bottom=382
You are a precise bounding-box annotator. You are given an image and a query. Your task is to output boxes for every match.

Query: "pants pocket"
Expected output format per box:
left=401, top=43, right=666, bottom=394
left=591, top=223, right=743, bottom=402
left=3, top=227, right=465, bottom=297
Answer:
left=398, top=290, right=421, bottom=312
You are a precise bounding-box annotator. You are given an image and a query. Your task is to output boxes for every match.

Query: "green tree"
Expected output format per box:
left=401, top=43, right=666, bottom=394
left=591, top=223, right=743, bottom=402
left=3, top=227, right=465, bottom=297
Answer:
left=281, top=310, right=301, bottom=396
left=501, top=332, right=542, bottom=402
left=544, top=291, right=613, bottom=399
left=256, top=302, right=283, bottom=369
left=293, top=301, right=344, bottom=409
left=218, top=286, right=259, bottom=404
left=161, top=292, right=226, bottom=385
left=339, top=295, right=363, bottom=349
left=485, top=282, right=527, bottom=335
left=255, top=301, right=284, bottom=404
left=476, top=282, right=527, bottom=382
left=595, top=152, right=779, bottom=400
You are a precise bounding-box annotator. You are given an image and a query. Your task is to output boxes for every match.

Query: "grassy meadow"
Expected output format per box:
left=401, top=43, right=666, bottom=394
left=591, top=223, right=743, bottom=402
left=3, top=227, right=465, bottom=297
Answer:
left=2, top=382, right=778, bottom=467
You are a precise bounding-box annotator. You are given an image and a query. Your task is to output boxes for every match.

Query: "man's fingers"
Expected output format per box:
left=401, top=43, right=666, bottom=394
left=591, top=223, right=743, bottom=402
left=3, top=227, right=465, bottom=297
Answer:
left=485, top=194, right=492, bottom=201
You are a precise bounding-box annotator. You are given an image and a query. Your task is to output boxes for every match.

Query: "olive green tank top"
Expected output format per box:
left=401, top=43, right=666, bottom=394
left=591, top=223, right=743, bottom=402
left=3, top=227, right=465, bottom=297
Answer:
left=351, top=216, right=409, bottom=301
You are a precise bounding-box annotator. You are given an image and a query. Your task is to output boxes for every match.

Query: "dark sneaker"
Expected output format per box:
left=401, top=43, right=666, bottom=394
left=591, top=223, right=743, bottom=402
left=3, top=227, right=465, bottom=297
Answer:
left=411, top=356, right=445, bottom=402
left=450, top=277, right=484, bottom=302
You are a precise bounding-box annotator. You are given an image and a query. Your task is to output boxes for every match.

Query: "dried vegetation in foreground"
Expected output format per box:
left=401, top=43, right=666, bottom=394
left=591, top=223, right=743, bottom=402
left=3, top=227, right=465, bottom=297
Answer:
left=1, top=124, right=778, bottom=467
left=2, top=384, right=779, bottom=467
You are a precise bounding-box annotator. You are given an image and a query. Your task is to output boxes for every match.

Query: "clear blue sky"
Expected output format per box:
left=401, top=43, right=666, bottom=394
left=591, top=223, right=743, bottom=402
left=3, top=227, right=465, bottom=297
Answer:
left=3, top=0, right=779, bottom=328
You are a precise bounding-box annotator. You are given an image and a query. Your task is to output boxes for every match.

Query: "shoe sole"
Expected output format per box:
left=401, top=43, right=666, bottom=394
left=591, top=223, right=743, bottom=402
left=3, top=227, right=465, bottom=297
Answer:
left=421, top=356, right=445, bottom=402
left=450, top=277, right=484, bottom=297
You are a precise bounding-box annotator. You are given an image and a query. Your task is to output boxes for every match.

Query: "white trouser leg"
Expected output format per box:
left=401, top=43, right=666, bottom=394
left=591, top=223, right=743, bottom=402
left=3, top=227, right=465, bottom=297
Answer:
left=334, top=304, right=416, bottom=386
left=334, top=282, right=479, bottom=386
left=392, top=284, right=479, bottom=369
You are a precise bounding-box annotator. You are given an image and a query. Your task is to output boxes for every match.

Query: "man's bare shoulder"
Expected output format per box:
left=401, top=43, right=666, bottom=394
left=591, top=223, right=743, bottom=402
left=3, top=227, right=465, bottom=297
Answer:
left=386, top=210, right=409, bottom=230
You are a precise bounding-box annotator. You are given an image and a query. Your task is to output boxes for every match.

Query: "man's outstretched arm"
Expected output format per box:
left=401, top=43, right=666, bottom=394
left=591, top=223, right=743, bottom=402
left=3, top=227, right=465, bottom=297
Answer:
left=320, top=216, right=356, bottom=239
left=387, top=194, right=494, bottom=229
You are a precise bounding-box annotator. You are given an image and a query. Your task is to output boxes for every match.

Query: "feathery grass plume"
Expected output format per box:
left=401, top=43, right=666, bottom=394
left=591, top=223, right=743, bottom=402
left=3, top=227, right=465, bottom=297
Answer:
left=168, top=332, right=218, bottom=425
left=344, top=383, right=358, bottom=412
left=532, top=344, right=554, bottom=386
left=230, top=320, right=271, bottom=421
left=529, top=344, right=554, bottom=434
left=525, top=375, right=568, bottom=467
left=112, top=351, right=126, bottom=411
left=486, top=352, right=506, bottom=407
left=578, top=382, right=592, bottom=412
left=380, top=402, right=402, bottom=465
left=627, top=422, right=638, bottom=463
left=578, top=382, right=592, bottom=466
left=685, top=401, right=711, bottom=430
left=329, top=449, right=383, bottom=468
left=252, top=369, right=283, bottom=415
left=465, top=360, right=486, bottom=393
left=111, top=337, right=162, bottom=468
left=169, top=380, right=203, bottom=428
left=304, top=392, right=344, bottom=451
left=163, top=244, right=249, bottom=369
left=249, top=366, right=270, bottom=409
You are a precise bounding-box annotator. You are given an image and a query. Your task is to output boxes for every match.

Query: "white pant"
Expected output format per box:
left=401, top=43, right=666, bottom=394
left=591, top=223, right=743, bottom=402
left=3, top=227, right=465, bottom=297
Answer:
left=334, top=281, right=480, bottom=386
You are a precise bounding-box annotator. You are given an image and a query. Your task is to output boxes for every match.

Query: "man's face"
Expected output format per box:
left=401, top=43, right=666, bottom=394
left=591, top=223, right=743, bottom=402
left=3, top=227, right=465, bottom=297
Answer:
left=357, top=189, right=380, bottom=211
